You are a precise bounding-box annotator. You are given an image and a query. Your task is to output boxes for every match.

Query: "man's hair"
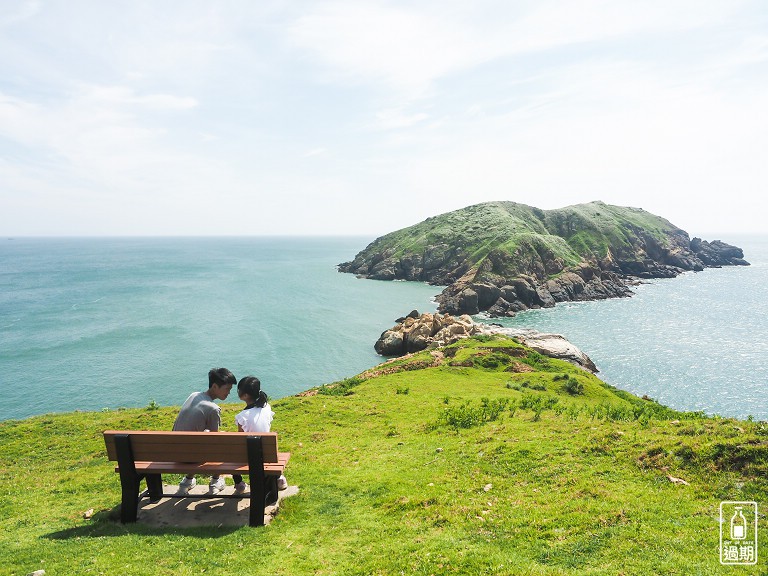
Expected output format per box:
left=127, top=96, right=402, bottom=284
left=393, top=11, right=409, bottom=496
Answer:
left=208, top=367, right=236, bottom=388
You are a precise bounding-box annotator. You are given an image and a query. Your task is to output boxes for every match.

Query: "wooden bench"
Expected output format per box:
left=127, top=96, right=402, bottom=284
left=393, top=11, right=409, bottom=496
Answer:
left=103, top=430, right=290, bottom=527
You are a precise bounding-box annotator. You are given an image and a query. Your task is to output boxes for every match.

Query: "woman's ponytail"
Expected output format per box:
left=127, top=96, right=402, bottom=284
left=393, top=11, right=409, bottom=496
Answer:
left=238, top=375, right=267, bottom=408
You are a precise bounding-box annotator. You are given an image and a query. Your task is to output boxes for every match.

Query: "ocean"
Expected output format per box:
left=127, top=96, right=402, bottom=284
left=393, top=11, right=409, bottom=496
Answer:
left=1, top=235, right=766, bottom=421
left=489, top=234, right=768, bottom=420
left=0, top=237, right=440, bottom=421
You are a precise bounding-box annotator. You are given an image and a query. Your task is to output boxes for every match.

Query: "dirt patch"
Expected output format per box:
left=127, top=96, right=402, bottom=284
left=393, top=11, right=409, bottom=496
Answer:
left=505, top=362, right=536, bottom=373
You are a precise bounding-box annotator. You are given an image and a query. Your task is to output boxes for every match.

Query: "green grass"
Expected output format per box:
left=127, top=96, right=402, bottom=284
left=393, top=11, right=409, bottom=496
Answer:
left=1, top=335, right=766, bottom=575
left=546, top=201, right=684, bottom=262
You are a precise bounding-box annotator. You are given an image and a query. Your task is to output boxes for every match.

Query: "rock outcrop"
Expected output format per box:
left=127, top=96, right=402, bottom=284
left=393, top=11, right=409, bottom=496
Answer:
left=476, top=325, right=598, bottom=373
left=690, top=237, right=750, bottom=267
left=340, top=201, right=749, bottom=317
left=374, top=312, right=481, bottom=356
left=374, top=311, right=598, bottom=372
left=439, top=265, right=634, bottom=317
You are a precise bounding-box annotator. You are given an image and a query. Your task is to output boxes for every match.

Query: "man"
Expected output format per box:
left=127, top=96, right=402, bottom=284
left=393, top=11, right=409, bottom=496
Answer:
left=173, top=367, right=236, bottom=494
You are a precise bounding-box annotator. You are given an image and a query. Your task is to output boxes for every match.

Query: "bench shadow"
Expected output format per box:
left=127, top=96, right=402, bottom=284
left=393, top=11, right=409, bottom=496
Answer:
left=45, top=498, right=256, bottom=539
left=45, top=486, right=298, bottom=540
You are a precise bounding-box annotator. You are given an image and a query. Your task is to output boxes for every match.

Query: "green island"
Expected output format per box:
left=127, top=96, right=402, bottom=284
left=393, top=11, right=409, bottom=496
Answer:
left=2, top=335, right=766, bottom=575
left=338, top=201, right=748, bottom=317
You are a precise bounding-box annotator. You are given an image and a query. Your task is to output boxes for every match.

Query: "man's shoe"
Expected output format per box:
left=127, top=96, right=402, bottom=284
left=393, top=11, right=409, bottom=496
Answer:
left=209, top=477, right=226, bottom=494
left=177, top=477, right=196, bottom=495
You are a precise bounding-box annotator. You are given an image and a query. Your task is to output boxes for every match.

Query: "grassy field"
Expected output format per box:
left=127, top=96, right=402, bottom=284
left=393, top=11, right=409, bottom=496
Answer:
left=2, top=335, right=766, bottom=575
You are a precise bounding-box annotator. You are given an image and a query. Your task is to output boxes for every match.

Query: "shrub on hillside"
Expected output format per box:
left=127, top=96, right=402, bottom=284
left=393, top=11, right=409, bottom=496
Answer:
left=473, top=352, right=511, bottom=369
left=319, top=377, right=366, bottom=396
left=563, top=377, right=584, bottom=395
left=434, top=397, right=509, bottom=431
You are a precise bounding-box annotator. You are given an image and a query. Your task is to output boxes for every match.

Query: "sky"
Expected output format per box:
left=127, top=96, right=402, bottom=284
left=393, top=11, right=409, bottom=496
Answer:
left=1, top=1, right=766, bottom=238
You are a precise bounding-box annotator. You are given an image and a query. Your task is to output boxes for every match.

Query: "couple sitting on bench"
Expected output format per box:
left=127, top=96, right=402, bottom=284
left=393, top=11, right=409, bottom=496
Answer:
left=172, top=368, right=289, bottom=495
left=104, top=368, right=290, bottom=526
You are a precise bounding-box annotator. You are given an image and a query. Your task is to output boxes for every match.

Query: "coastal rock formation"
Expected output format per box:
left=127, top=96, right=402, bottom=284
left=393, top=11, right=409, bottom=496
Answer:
left=339, top=201, right=749, bottom=317
left=690, top=237, right=750, bottom=267
left=477, top=325, right=598, bottom=373
left=374, top=311, right=481, bottom=356
left=374, top=311, right=598, bottom=372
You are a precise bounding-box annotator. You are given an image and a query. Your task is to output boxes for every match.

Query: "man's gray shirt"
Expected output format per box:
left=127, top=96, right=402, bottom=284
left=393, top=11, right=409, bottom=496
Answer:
left=172, top=391, right=221, bottom=431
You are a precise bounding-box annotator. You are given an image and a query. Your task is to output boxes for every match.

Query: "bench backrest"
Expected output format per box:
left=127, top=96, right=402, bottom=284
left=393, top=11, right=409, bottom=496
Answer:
left=103, top=431, right=280, bottom=463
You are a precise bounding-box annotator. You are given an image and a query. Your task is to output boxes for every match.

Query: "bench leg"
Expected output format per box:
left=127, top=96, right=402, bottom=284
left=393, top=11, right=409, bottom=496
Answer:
left=249, top=481, right=266, bottom=527
left=247, top=436, right=266, bottom=527
left=146, top=474, right=163, bottom=502
left=119, top=473, right=141, bottom=523
left=115, top=434, right=141, bottom=523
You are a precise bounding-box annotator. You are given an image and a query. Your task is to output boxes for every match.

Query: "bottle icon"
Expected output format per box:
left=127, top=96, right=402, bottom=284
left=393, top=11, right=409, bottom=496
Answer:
left=731, top=506, right=747, bottom=540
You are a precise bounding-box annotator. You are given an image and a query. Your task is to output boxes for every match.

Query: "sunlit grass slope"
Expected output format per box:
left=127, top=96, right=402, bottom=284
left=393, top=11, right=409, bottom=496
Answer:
left=2, top=335, right=766, bottom=575
left=348, top=200, right=687, bottom=277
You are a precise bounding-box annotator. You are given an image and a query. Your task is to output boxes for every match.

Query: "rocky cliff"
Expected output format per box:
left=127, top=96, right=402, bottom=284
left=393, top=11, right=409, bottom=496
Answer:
left=339, top=201, right=748, bottom=317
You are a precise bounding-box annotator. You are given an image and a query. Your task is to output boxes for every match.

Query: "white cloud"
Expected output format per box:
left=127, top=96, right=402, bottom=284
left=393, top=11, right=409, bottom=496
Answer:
left=371, top=107, right=429, bottom=130
left=286, top=0, right=743, bottom=96
left=303, top=147, right=328, bottom=157
left=382, top=43, right=768, bottom=233
left=287, top=2, right=467, bottom=96
left=0, top=0, right=40, bottom=27
left=76, top=85, right=199, bottom=110
left=0, top=85, right=197, bottom=176
left=1, top=0, right=766, bottom=235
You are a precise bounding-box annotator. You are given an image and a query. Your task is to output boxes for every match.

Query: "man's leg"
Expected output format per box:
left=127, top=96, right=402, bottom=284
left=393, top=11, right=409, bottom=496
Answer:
left=177, top=475, right=196, bottom=494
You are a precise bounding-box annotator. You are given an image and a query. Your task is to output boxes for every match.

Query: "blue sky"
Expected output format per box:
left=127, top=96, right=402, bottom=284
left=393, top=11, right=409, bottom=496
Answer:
left=1, top=1, right=766, bottom=237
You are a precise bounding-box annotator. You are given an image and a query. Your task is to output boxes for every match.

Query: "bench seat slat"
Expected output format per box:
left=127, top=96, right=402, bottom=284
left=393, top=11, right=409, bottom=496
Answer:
left=115, top=454, right=290, bottom=475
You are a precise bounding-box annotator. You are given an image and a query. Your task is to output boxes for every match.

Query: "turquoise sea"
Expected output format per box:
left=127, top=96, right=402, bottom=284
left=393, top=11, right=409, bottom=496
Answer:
left=0, top=237, right=440, bottom=421
left=491, top=235, right=768, bottom=421
left=1, top=235, right=766, bottom=421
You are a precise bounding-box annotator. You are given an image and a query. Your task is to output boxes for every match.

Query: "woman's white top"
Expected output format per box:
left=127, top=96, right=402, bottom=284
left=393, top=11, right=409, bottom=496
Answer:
left=235, top=402, right=274, bottom=433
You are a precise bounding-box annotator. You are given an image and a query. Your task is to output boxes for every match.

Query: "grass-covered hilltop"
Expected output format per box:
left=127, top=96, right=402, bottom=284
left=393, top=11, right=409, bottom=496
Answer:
left=338, top=201, right=749, bottom=316
left=2, top=335, right=766, bottom=575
